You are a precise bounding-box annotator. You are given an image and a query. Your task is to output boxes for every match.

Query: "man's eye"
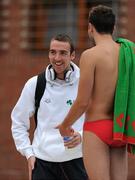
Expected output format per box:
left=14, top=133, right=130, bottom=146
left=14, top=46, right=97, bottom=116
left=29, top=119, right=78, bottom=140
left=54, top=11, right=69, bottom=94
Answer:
left=50, top=51, right=56, bottom=55
left=60, top=51, right=68, bottom=56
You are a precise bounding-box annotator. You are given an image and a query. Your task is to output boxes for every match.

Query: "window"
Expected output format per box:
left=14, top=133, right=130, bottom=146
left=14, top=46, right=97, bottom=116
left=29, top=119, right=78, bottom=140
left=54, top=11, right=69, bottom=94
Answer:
left=20, top=0, right=120, bottom=53
left=20, top=0, right=79, bottom=53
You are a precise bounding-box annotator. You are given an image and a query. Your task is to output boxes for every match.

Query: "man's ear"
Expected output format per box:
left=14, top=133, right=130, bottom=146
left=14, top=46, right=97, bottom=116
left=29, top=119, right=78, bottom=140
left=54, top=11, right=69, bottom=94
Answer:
left=88, top=23, right=91, bottom=30
left=71, top=51, right=75, bottom=61
left=88, top=23, right=94, bottom=33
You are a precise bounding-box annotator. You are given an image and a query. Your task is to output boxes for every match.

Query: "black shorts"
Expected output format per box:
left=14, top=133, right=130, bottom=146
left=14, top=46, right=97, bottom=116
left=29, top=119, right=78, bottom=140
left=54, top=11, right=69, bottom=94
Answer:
left=32, top=157, right=88, bottom=180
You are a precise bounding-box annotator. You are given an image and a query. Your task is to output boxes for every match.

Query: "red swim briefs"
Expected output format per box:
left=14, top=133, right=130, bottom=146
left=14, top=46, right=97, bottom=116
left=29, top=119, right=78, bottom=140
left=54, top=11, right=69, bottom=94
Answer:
left=83, top=119, right=127, bottom=147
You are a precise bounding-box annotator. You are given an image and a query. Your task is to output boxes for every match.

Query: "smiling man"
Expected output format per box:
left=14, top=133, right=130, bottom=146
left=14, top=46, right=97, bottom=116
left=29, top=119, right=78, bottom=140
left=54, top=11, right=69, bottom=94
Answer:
left=11, top=34, right=88, bottom=180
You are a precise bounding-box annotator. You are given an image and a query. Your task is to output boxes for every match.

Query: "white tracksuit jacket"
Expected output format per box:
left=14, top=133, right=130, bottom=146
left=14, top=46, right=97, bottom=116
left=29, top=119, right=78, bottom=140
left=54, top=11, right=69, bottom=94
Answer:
left=11, top=62, right=85, bottom=162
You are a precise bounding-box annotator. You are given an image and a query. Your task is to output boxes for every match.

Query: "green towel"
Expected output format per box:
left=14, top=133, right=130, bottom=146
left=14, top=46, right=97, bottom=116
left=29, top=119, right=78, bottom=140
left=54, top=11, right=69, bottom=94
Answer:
left=113, top=38, right=135, bottom=154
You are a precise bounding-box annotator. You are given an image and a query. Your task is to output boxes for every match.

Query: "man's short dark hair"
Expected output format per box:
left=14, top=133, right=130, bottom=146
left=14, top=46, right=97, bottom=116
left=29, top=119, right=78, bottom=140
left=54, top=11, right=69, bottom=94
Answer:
left=51, top=34, right=75, bottom=54
left=88, top=5, right=115, bottom=34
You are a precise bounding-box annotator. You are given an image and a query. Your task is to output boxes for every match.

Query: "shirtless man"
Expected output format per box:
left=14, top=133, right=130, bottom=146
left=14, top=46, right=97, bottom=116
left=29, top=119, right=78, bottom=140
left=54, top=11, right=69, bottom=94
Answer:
left=57, top=5, right=128, bottom=180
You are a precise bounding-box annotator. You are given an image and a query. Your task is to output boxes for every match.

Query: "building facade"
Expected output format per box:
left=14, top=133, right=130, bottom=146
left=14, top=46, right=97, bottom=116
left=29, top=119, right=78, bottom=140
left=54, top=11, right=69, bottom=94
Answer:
left=0, top=0, right=135, bottom=179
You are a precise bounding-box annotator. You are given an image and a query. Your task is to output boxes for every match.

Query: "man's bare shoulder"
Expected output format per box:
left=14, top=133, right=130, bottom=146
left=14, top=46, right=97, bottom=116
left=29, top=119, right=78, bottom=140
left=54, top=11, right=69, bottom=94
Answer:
left=80, top=46, right=102, bottom=64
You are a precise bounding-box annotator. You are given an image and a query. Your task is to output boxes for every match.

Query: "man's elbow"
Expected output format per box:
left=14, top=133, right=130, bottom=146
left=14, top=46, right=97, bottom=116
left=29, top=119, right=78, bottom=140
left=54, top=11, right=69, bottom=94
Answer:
left=76, top=99, right=88, bottom=110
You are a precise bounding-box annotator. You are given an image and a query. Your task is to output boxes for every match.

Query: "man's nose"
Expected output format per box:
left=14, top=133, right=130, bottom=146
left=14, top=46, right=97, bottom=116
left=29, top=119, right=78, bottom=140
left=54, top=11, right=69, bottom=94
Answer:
left=55, top=53, right=61, bottom=60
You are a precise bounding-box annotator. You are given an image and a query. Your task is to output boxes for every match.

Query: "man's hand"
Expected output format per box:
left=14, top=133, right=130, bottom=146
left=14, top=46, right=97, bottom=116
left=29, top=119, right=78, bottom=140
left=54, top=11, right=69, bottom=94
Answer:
left=28, top=156, right=36, bottom=180
left=64, top=132, right=81, bottom=148
left=56, top=124, right=74, bottom=137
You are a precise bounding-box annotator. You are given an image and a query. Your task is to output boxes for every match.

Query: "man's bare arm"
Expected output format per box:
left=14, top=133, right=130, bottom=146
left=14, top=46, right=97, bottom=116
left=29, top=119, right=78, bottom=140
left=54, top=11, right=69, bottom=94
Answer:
left=60, top=50, right=96, bottom=129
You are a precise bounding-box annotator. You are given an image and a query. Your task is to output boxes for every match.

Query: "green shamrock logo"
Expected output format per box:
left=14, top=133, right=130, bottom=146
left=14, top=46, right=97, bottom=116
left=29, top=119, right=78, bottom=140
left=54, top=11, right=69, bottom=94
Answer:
left=66, top=100, right=73, bottom=106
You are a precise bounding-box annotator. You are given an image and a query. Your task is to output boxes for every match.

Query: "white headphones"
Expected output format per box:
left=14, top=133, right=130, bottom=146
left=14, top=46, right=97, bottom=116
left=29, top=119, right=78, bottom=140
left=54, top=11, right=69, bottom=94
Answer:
left=48, top=64, right=74, bottom=82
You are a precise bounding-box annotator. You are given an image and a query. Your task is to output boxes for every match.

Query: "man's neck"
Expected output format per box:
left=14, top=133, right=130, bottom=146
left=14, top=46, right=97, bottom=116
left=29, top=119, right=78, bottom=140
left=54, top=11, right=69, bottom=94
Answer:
left=94, top=34, right=113, bottom=45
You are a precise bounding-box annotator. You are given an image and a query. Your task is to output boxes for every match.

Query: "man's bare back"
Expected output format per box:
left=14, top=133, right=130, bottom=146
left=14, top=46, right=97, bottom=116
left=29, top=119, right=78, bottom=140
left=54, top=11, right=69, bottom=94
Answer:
left=85, top=40, right=120, bottom=122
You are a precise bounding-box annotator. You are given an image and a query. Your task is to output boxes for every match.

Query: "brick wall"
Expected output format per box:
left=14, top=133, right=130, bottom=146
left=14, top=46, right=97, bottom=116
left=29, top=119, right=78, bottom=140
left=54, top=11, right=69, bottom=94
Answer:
left=0, top=1, right=48, bottom=179
left=0, top=1, right=135, bottom=179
